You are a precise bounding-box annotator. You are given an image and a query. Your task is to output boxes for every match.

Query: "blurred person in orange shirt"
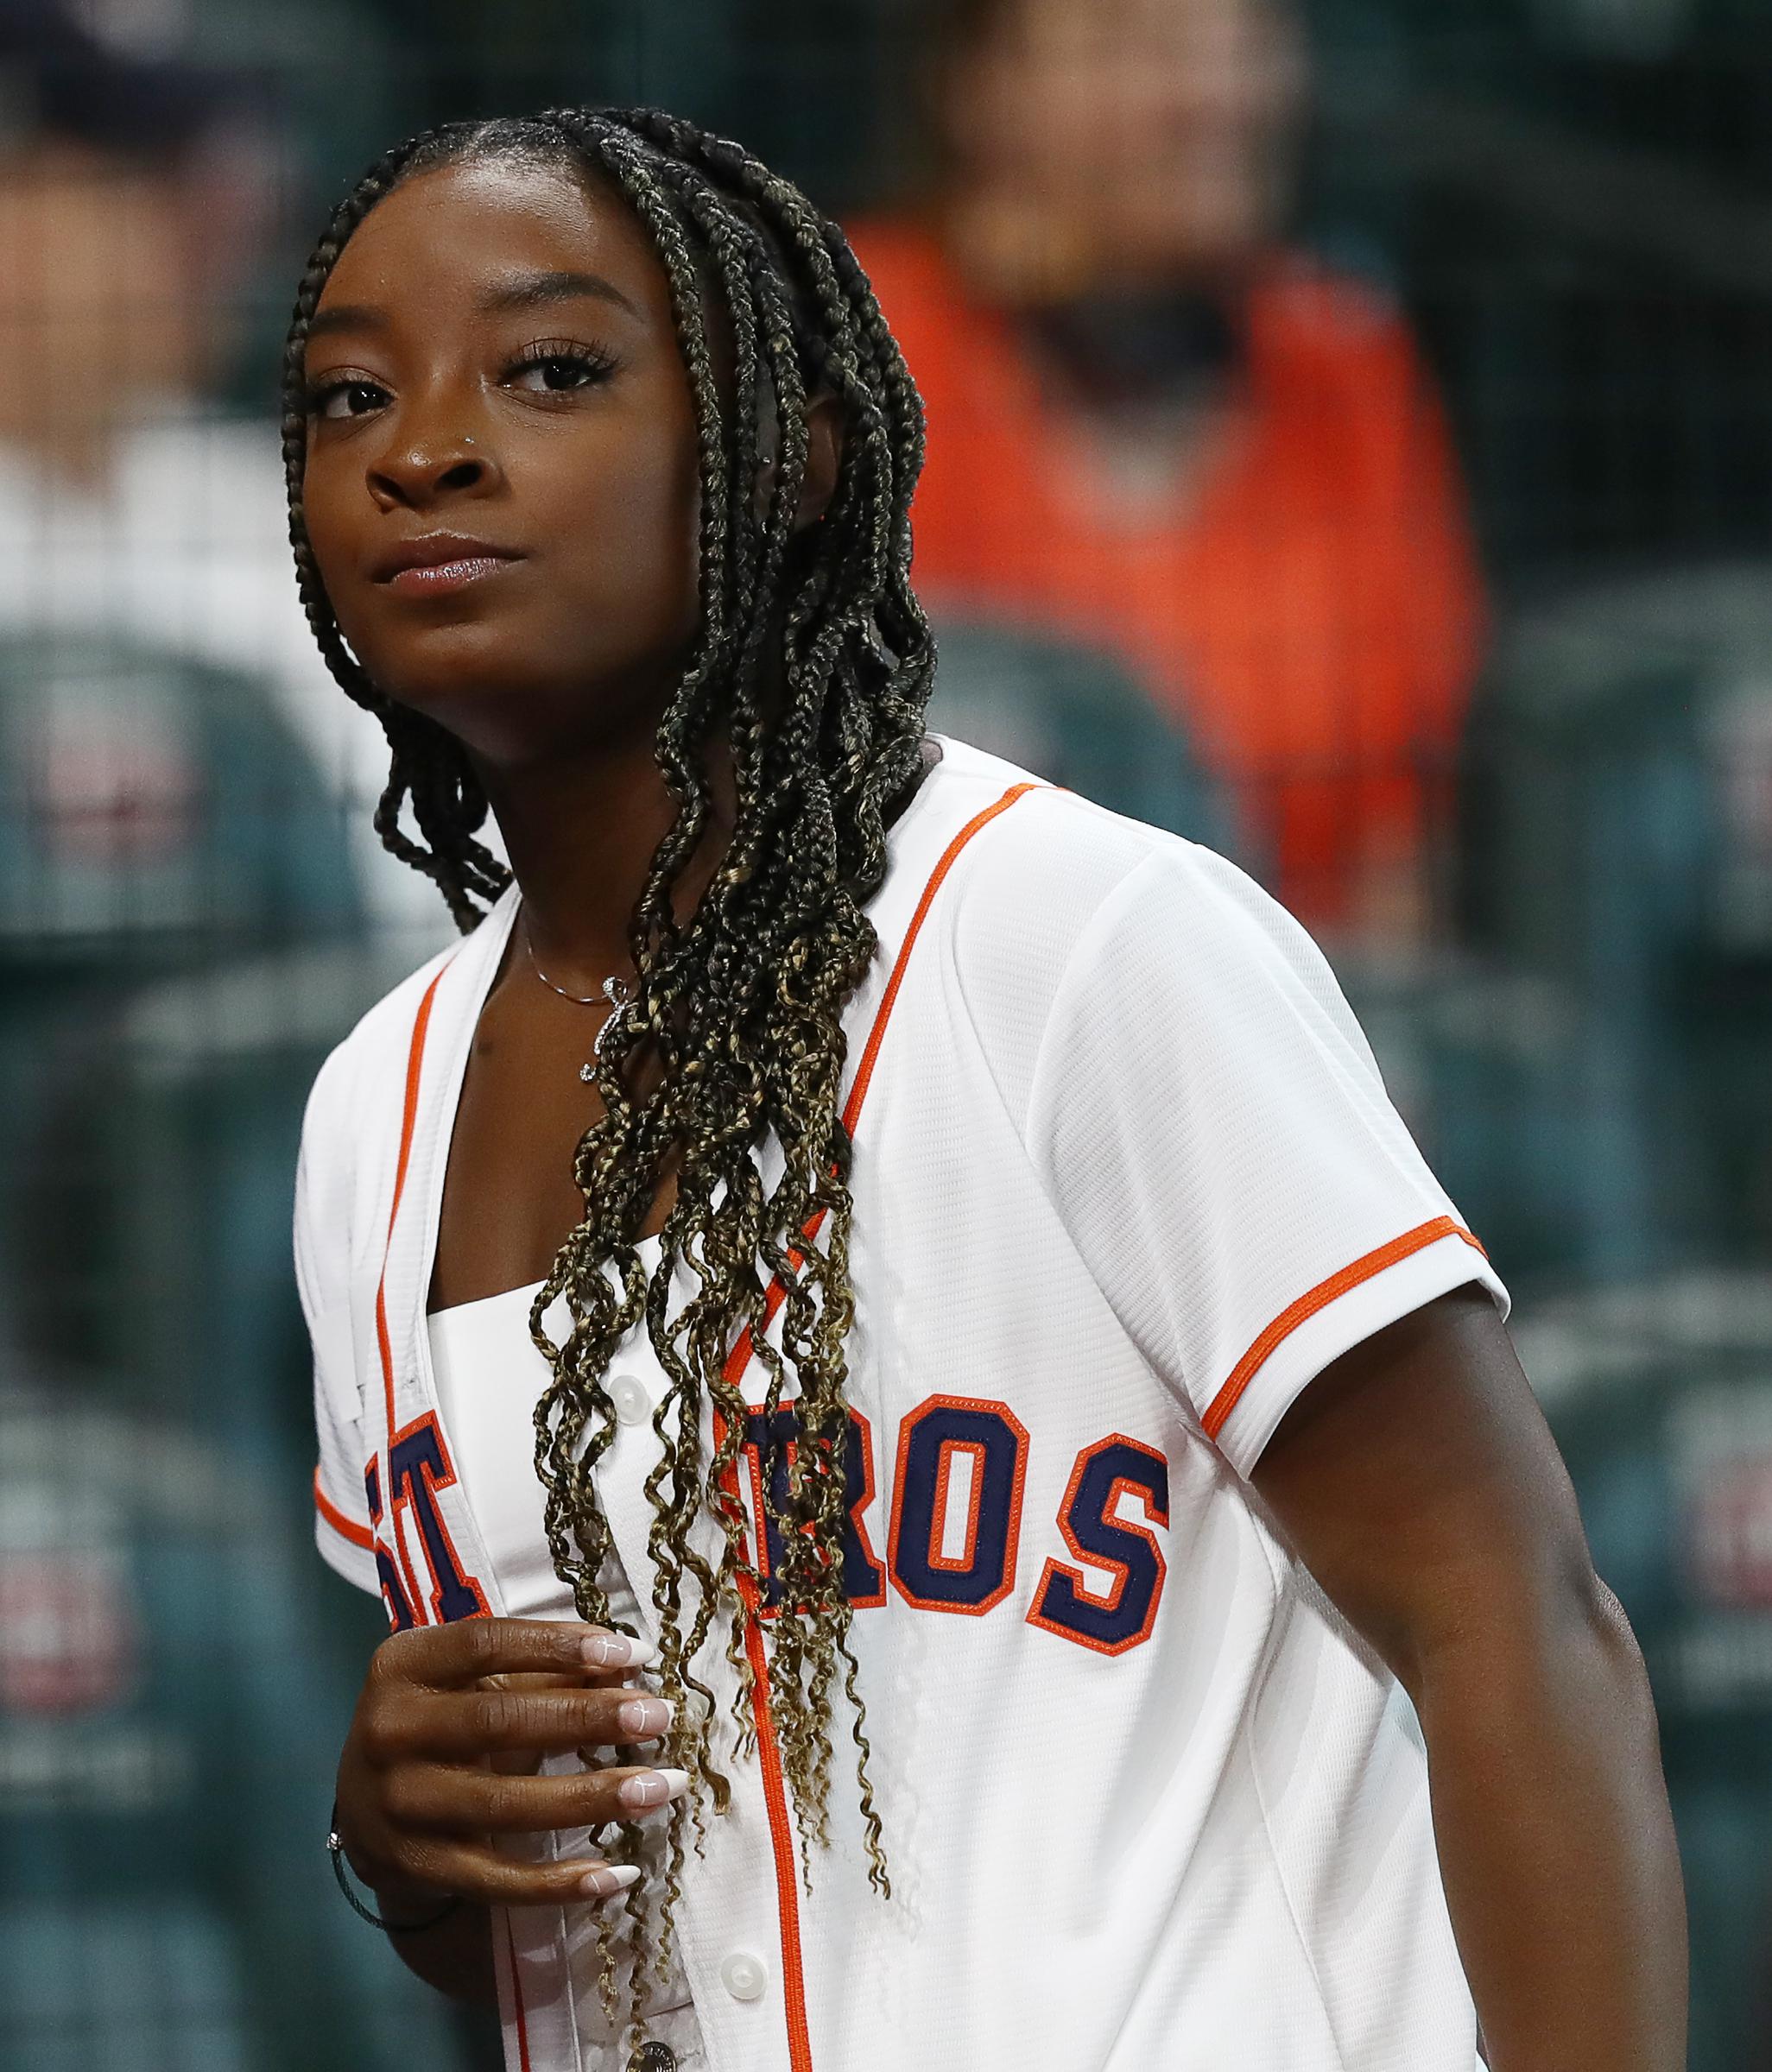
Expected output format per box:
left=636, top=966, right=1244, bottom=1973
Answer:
left=852, top=0, right=1484, bottom=936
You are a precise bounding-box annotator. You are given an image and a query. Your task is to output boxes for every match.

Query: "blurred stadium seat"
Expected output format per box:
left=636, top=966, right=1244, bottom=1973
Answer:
left=926, top=618, right=1239, bottom=854
left=0, top=630, right=472, bottom=2069
left=1458, top=562, right=1772, bottom=1282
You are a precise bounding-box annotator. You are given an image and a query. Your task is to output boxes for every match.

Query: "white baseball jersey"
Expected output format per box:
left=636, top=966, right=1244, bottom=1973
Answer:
left=299, top=736, right=1505, bottom=2072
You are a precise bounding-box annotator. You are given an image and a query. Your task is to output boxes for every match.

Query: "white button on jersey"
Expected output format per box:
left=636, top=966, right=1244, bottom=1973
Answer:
left=610, top=1374, right=649, bottom=1427
left=718, top=1951, right=767, bottom=2003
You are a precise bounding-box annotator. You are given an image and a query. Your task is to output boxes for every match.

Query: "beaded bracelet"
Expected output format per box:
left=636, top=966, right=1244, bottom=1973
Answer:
left=327, top=1807, right=461, bottom=1934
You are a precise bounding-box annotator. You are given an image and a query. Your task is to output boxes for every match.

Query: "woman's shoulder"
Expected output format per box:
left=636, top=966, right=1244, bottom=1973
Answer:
left=918, top=735, right=1307, bottom=1041
left=930, top=729, right=1262, bottom=888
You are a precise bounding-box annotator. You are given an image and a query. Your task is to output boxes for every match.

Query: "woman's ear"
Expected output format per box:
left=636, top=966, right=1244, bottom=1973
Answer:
left=754, top=388, right=845, bottom=528
left=794, top=390, right=845, bottom=531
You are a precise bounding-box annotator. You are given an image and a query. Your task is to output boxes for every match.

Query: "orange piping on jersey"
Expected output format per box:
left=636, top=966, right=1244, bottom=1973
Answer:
left=503, top=1913, right=534, bottom=2072
left=742, top=1563, right=816, bottom=2070
left=374, top=965, right=450, bottom=1448
left=706, top=1397, right=813, bottom=2067
left=313, top=1467, right=374, bottom=1551
left=714, top=776, right=1043, bottom=2072
left=840, top=780, right=1041, bottom=1134
left=1202, top=1216, right=1487, bottom=1439
left=731, top=780, right=1045, bottom=1368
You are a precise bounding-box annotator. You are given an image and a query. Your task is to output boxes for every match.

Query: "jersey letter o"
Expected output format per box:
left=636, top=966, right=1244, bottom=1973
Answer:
left=889, top=1396, right=1029, bottom=1614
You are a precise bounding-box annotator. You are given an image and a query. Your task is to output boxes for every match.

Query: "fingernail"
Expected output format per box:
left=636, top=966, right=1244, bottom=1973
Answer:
left=578, top=1862, right=641, bottom=1900
left=617, top=1767, right=690, bottom=1812
left=581, top=1632, right=658, bottom=1669
left=616, top=1697, right=674, bottom=1740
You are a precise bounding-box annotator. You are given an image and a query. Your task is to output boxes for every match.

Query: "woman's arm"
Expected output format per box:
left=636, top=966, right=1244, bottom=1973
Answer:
left=1250, top=1286, right=1687, bottom=2072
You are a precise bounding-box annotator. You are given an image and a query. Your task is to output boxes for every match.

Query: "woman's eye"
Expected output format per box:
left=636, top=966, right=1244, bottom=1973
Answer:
left=310, top=378, right=388, bottom=421
left=506, top=349, right=613, bottom=395
left=303, top=348, right=611, bottom=419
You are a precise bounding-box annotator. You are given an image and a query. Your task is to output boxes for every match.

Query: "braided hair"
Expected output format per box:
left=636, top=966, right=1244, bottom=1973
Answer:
left=282, top=108, right=934, bottom=2038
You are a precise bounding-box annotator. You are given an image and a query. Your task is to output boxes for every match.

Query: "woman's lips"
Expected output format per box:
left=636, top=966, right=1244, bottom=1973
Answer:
left=384, top=554, right=522, bottom=598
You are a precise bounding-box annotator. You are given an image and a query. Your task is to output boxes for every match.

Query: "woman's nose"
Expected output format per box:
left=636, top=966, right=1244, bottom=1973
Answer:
left=367, top=428, right=499, bottom=509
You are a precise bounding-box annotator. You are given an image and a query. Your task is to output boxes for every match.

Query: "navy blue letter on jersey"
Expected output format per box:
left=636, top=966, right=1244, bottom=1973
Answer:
left=741, top=1408, right=885, bottom=1608
left=1028, top=1437, right=1169, bottom=1655
left=889, top=1396, right=1029, bottom=1614
left=388, top=1416, right=490, bottom=1625
left=364, top=1459, right=419, bottom=1633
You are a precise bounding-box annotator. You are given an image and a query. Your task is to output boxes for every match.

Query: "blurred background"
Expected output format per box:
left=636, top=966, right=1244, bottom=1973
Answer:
left=0, top=0, right=1769, bottom=2062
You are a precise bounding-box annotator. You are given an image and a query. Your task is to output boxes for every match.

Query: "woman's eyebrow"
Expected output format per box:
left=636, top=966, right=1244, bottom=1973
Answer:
left=477, top=268, right=644, bottom=320
left=306, top=269, right=643, bottom=347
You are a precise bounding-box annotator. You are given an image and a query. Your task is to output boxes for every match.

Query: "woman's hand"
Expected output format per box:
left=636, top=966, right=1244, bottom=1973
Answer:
left=334, top=1617, right=685, bottom=1913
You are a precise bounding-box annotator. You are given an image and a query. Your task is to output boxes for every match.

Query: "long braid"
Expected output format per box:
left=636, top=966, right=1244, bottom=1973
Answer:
left=585, top=113, right=919, bottom=1887
left=283, top=108, right=933, bottom=2042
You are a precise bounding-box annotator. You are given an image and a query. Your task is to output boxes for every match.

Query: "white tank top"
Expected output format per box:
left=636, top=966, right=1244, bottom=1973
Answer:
left=427, top=1277, right=658, bottom=1627
left=427, top=1267, right=706, bottom=2063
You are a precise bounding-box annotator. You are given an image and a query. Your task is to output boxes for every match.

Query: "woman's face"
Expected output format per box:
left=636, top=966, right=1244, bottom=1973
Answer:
left=298, top=153, right=703, bottom=766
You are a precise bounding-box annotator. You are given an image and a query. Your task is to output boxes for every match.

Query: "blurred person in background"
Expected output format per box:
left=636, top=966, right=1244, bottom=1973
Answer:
left=0, top=0, right=264, bottom=465
left=853, top=0, right=1485, bottom=937
left=0, top=0, right=434, bottom=932
left=0, top=1, right=282, bottom=679
left=0, top=15, right=471, bottom=2064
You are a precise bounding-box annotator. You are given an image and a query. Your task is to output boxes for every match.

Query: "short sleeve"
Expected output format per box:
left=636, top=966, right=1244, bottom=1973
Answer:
left=294, top=1123, right=379, bottom=1595
left=1025, top=844, right=1507, bottom=1477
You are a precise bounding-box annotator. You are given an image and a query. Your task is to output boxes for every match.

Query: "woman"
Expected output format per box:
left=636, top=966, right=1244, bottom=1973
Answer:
left=291, top=111, right=1683, bottom=2072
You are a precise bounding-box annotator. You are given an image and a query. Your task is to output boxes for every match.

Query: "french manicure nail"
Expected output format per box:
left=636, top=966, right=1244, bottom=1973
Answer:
left=616, top=1697, right=675, bottom=1740
left=581, top=1632, right=659, bottom=1669
left=578, top=1862, right=641, bottom=1900
left=617, top=1767, right=690, bottom=1812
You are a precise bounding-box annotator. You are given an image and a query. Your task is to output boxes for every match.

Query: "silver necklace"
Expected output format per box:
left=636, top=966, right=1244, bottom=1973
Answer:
left=520, top=916, right=631, bottom=1083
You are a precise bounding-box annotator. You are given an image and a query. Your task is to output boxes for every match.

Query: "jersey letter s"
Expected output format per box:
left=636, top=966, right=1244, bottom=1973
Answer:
left=1028, top=1436, right=1169, bottom=1655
